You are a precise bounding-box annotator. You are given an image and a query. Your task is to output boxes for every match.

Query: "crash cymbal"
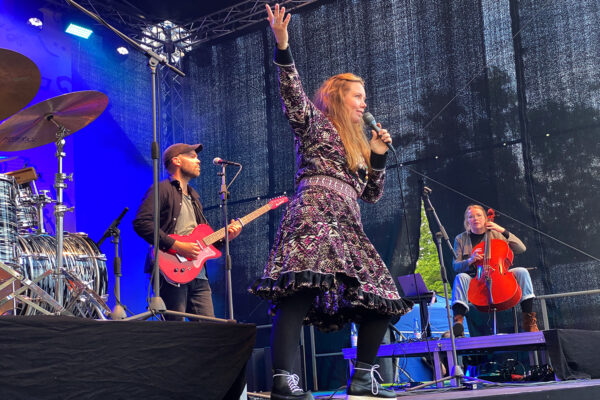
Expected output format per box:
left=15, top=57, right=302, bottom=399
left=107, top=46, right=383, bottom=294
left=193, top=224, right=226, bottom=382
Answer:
left=0, top=49, right=41, bottom=121
left=0, top=90, right=109, bottom=152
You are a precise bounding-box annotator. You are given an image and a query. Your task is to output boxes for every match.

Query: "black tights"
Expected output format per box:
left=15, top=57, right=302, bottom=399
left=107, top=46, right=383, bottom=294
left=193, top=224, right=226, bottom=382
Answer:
left=271, top=291, right=390, bottom=371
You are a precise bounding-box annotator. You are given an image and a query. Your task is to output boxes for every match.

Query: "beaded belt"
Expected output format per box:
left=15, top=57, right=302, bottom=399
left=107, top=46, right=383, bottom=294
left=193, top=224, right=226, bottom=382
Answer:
left=298, top=175, right=358, bottom=201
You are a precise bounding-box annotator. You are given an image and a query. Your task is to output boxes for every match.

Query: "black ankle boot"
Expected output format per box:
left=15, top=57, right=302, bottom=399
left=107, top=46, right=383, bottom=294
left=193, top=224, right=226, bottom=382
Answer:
left=346, top=362, right=396, bottom=399
left=271, top=369, right=314, bottom=400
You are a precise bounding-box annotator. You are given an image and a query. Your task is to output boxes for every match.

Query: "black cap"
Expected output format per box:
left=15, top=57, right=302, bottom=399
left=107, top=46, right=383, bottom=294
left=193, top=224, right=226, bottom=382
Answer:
left=163, top=143, right=203, bottom=168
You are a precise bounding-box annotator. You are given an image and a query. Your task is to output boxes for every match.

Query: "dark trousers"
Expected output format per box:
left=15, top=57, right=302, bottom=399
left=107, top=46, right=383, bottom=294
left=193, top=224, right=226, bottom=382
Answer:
left=159, top=275, right=215, bottom=320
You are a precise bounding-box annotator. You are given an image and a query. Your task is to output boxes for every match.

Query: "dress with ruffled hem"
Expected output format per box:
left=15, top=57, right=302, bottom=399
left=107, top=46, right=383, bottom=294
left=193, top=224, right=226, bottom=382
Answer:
left=250, top=185, right=413, bottom=332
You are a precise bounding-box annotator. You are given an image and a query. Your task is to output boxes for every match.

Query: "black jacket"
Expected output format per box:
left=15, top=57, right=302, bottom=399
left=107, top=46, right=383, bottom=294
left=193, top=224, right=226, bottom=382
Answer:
left=133, top=178, right=208, bottom=272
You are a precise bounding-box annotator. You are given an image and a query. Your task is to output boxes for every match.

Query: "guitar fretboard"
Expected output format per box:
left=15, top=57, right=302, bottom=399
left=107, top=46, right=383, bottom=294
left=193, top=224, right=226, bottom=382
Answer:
left=203, top=203, right=273, bottom=245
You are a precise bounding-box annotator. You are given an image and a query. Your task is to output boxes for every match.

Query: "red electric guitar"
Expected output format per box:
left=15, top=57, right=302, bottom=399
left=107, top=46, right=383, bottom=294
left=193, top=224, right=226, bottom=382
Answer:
left=156, top=196, right=288, bottom=284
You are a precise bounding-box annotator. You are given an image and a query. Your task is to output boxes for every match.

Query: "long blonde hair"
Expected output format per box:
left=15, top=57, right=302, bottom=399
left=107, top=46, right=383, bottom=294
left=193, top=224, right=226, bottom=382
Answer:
left=313, top=73, right=371, bottom=173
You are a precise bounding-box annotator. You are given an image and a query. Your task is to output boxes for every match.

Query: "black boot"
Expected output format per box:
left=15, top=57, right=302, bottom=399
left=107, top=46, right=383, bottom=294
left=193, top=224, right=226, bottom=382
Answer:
left=452, top=314, right=465, bottom=338
left=271, top=369, right=314, bottom=400
left=346, top=362, right=396, bottom=399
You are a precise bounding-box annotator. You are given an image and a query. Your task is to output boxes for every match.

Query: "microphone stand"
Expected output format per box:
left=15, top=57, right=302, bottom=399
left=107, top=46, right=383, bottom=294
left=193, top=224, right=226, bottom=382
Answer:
left=97, top=207, right=129, bottom=320
left=407, top=186, right=464, bottom=390
left=218, top=165, right=233, bottom=319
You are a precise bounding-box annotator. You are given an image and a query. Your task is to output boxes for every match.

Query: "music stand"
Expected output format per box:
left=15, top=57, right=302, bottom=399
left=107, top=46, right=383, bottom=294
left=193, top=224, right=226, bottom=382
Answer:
left=397, top=273, right=435, bottom=338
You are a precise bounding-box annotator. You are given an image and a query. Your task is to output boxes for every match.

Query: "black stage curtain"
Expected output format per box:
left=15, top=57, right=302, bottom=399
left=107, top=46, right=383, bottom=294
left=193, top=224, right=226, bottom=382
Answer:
left=0, top=316, right=256, bottom=400
left=140, top=0, right=600, bottom=388
left=544, top=329, right=600, bottom=380
left=176, top=0, right=600, bottom=335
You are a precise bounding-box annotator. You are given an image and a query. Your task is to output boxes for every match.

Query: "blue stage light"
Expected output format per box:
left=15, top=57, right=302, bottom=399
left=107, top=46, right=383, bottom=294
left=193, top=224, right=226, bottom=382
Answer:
left=65, top=23, right=93, bottom=39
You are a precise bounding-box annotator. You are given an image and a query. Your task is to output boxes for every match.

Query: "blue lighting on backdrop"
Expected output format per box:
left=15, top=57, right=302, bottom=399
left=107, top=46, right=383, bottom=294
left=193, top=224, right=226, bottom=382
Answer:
left=0, top=0, right=155, bottom=315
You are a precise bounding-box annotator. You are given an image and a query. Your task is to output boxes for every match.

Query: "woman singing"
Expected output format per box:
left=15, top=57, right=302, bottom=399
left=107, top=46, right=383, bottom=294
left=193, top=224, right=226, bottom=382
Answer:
left=250, top=4, right=412, bottom=399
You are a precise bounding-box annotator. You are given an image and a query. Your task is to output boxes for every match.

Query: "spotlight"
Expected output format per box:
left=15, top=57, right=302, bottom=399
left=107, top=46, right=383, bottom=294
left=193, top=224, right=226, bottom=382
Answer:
left=116, top=46, right=129, bottom=55
left=28, top=17, right=43, bottom=29
left=65, top=23, right=93, bottom=39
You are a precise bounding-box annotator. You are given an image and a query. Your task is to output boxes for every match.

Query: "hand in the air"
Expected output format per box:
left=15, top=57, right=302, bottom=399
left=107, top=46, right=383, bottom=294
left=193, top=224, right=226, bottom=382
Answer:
left=266, top=3, right=291, bottom=50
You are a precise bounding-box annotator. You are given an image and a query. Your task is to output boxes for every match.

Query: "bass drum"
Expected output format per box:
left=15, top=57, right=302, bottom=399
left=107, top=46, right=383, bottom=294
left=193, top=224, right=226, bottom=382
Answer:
left=18, top=233, right=108, bottom=318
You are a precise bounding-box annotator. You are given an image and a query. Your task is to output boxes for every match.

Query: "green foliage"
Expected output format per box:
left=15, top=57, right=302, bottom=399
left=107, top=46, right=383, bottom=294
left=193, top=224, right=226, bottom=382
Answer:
left=415, top=201, right=444, bottom=293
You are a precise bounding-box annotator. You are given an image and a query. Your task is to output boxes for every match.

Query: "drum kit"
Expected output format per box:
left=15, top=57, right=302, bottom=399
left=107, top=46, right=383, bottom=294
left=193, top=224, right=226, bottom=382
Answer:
left=0, top=49, right=111, bottom=319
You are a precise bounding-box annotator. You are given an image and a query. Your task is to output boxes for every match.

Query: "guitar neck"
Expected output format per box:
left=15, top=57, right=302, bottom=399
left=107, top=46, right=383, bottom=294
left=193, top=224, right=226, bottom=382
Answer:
left=203, top=203, right=273, bottom=245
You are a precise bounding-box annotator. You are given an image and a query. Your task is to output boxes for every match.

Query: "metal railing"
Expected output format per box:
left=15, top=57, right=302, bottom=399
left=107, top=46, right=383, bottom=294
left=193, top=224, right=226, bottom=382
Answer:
left=537, top=288, right=600, bottom=330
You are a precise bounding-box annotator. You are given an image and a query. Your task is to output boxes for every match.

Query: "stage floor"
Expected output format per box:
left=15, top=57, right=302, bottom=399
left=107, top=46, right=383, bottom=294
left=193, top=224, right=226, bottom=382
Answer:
left=290, top=379, right=600, bottom=399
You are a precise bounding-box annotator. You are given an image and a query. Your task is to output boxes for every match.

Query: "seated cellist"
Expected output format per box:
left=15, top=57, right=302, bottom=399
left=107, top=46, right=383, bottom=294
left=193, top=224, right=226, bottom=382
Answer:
left=450, top=204, right=539, bottom=336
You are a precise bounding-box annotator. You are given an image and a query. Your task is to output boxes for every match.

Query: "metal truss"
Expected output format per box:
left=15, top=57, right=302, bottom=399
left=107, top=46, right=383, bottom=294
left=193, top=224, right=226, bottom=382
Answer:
left=44, top=0, right=318, bottom=156
left=159, top=67, right=185, bottom=151
left=48, top=0, right=320, bottom=48
left=185, top=0, right=319, bottom=47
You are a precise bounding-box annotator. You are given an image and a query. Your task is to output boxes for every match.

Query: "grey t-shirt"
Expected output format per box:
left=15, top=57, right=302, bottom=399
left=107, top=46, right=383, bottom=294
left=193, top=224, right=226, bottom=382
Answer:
left=174, top=193, right=207, bottom=280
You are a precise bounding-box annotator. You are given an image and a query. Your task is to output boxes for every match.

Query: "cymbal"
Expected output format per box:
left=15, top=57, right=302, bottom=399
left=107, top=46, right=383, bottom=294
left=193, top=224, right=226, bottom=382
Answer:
left=0, top=90, right=109, bottom=152
left=0, top=49, right=41, bottom=121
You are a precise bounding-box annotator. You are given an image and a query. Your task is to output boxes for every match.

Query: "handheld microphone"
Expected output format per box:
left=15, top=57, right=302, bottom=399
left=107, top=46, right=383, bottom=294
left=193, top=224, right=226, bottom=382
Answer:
left=213, top=157, right=241, bottom=166
left=362, top=112, right=396, bottom=154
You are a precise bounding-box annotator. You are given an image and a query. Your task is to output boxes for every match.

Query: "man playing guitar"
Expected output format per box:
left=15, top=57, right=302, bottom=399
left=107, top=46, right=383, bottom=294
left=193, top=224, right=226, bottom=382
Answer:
left=133, top=143, right=242, bottom=320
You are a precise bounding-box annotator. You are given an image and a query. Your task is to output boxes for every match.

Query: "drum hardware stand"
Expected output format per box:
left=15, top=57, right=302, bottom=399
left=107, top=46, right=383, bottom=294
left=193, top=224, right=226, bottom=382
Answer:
left=34, top=189, right=55, bottom=234
left=96, top=207, right=129, bottom=320
left=47, top=115, right=74, bottom=308
left=0, top=262, right=73, bottom=316
left=61, top=268, right=111, bottom=319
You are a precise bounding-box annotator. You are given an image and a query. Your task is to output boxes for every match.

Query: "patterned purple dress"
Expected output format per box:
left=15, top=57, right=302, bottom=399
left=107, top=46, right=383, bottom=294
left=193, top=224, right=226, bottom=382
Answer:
left=250, top=51, right=412, bottom=331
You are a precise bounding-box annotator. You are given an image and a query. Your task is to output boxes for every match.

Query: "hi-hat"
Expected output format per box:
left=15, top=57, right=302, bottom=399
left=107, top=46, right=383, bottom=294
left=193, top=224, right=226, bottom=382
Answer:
left=0, top=90, right=109, bottom=151
left=0, top=49, right=42, bottom=121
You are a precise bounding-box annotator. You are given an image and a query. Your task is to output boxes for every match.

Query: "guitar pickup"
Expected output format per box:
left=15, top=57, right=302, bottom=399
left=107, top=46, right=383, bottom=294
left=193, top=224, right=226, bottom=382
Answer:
left=175, top=254, right=188, bottom=263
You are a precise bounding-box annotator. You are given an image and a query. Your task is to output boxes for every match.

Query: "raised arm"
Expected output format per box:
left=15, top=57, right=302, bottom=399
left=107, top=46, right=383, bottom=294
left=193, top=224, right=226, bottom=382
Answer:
left=266, top=4, right=314, bottom=133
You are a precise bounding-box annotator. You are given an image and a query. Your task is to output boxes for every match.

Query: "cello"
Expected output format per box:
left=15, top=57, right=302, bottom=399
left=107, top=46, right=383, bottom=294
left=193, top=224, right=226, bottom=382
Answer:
left=467, top=209, right=522, bottom=312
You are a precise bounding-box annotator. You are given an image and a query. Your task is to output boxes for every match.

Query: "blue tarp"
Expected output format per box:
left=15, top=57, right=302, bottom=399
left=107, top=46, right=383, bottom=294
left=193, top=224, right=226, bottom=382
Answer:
left=394, top=294, right=470, bottom=338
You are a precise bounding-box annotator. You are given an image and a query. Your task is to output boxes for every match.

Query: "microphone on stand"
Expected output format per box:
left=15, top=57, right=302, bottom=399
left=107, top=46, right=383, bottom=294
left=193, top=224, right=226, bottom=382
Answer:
left=213, top=157, right=241, bottom=167
left=96, top=207, right=128, bottom=247
left=362, top=112, right=396, bottom=155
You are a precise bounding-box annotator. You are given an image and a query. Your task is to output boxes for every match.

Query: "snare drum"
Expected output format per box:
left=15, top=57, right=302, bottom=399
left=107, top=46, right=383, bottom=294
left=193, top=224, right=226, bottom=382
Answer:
left=18, top=233, right=108, bottom=317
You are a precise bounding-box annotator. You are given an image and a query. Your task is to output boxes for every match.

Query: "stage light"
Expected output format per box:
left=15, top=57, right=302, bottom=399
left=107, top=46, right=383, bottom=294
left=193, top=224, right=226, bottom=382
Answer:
left=116, top=46, right=129, bottom=55
left=28, top=17, right=43, bottom=29
left=65, top=23, right=93, bottom=39
left=140, top=20, right=193, bottom=65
